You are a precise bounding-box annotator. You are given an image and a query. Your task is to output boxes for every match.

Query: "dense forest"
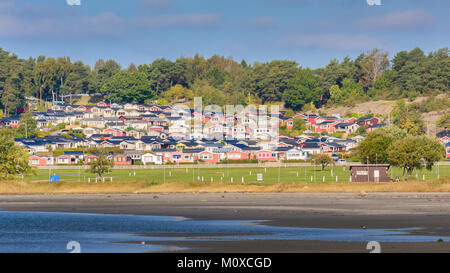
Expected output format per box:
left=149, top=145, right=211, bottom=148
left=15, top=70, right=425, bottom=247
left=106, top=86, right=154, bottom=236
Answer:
left=0, top=47, right=448, bottom=116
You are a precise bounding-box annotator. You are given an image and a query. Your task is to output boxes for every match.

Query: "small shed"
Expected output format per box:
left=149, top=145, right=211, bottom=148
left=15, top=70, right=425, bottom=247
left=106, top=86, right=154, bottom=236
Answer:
left=349, top=164, right=390, bottom=182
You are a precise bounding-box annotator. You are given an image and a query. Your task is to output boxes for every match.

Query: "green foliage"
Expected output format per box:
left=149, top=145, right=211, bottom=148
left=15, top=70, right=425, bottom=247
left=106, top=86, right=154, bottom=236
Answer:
left=163, top=84, right=194, bottom=102
left=388, top=136, right=444, bottom=176
left=437, top=114, right=450, bottom=129
left=0, top=130, right=34, bottom=179
left=157, top=98, right=169, bottom=106
left=283, top=69, right=323, bottom=110
left=56, top=123, right=67, bottom=130
left=393, top=109, right=426, bottom=136
left=0, top=47, right=448, bottom=114
left=293, top=118, right=306, bottom=131
left=360, top=48, right=389, bottom=92
left=329, top=78, right=365, bottom=105
left=391, top=48, right=449, bottom=96
left=192, top=80, right=227, bottom=106
left=391, top=99, right=426, bottom=135
left=15, top=111, right=38, bottom=138
left=357, top=126, right=408, bottom=164
left=312, top=154, right=334, bottom=171
left=408, top=96, right=450, bottom=113
left=88, top=152, right=114, bottom=178
left=101, top=71, right=155, bottom=103
left=284, top=109, right=294, bottom=118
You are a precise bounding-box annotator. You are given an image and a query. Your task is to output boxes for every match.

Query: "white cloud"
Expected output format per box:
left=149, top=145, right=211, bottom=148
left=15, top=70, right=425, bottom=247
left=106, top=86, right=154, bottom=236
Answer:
left=361, top=9, right=437, bottom=30
left=246, top=16, right=277, bottom=28
left=135, top=14, right=221, bottom=28
left=0, top=1, right=221, bottom=39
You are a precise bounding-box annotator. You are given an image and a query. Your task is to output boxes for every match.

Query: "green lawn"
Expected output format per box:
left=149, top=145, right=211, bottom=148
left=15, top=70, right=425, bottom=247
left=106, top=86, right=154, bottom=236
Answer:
left=25, top=165, right=450, bottom=186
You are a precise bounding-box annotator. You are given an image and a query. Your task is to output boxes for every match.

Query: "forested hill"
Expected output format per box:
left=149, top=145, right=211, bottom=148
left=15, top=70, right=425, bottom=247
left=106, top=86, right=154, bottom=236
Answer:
left=0, top=47, right=448, bottom=116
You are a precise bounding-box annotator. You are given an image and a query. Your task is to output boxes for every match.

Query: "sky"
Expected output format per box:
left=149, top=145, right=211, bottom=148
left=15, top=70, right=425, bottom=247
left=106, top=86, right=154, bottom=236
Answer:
left=0, top=0, right=448, bottom=69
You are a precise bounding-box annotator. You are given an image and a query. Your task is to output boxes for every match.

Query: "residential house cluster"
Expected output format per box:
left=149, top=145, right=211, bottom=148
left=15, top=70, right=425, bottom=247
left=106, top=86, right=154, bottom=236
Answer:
left=4, top=101, right=391, bottom=167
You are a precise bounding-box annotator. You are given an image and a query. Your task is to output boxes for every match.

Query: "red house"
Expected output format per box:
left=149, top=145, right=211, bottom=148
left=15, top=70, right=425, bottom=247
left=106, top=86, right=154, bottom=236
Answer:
left=28, top=155, right=49, bottom=166
left=315, top=121, right=339, bottom=133
left=280, top=117, right=294, bottom=130
left=356, top=117, right=379, bottom=126
left=76, top=105, right=90, bottom=112
left=257, top=150, right=278, bottom=162
left=104, top=128, right=127, bottom=137
left=97, top=101, right=110, bottom=107
left=226, top=151, right=250, bottom=161
left=113, top=154, right=132, bottom=166
left=198, top=151, right=220, bottom=163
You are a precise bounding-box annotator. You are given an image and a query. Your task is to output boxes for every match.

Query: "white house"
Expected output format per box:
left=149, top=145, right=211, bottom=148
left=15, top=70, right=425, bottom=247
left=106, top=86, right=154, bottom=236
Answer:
left=142, top=153, right=163, bottom=165
left=286, top=148, right=309, bottom=160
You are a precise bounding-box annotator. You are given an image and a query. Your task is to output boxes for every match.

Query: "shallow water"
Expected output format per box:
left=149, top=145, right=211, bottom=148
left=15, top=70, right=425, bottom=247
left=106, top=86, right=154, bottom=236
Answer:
left=0, top=211, right=447, bottom=253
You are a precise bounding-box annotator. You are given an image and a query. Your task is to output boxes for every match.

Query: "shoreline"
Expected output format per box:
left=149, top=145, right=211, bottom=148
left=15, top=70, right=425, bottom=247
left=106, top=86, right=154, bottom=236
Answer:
left=1, top=193, right=450, bottom=252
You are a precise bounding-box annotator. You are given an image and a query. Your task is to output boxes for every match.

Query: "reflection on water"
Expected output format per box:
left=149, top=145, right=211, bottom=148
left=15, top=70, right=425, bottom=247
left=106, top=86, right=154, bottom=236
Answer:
left=0, top=211, right=447, bottom=253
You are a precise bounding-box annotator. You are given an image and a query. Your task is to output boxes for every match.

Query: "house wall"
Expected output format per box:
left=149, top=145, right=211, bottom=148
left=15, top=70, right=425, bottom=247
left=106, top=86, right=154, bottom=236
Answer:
left=350, top=165, right=390, bottom=182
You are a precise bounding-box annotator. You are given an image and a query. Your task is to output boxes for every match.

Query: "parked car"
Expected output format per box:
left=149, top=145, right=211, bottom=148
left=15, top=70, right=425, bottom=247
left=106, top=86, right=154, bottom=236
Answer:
left=331, top=153, right=339, bottom=161
left=337, top=159, right=347, bottom=164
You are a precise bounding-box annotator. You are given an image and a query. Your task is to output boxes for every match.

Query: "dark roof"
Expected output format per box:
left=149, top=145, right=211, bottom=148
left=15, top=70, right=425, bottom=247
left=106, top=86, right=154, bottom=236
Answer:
left=232, top=144, right=261, bottom=151
left=369, top=123, right=386, bottom=128
left=302, top=143, right=321, bottom=149
left=63, top=151, right=84, bottom=155
left=272, top=147, right=291, bottom=152
left=349, top=164, right=390, bottom=169
left=152, top=149, right=176, bottom=153
left=335, top=123, right=354, bottom=128
left=182, top=148, right=205, bottom=153
left=437, top=130, right=450, bottom=138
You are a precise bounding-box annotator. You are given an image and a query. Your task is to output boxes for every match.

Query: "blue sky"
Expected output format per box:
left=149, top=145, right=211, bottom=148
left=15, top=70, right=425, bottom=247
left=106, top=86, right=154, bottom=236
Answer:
left=0, top=0, right=448, bottom=68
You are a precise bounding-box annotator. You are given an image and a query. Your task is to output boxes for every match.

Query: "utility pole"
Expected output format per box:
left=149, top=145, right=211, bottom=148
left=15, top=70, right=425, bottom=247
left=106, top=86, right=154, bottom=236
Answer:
left=367, top=156, right=369, bottom=183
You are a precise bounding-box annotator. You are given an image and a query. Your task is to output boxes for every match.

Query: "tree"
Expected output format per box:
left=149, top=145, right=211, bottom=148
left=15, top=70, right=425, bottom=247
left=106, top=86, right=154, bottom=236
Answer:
left=329, top=85, right=343, bottom=104
left=388, top=136, right=444, bottom=176
left=163, top=84, right=194, bottom=102
left=0, top=130, right=34, bottom=179
left=88, top=152, right=114, bottom=178
left=395, top=111, right=426, bottom=136
left=283, top=69, right=323, bottom=110
left=360, top=48, right=389, bottom=92
left=191, top=80, right=227, bottom=106
left=254, top=60, right=298, bottom=104
left=15, top=111, right=38, bottom=138
left=62, top=61, right=92, bottom=103
left=284, top=109, right=294, bottom=118
left=437, top=114, right=450, bottom=130
left=357, top=126, right=407, bottom=164
left=101, top=71, right=155, bottom=103
left=312, top=154, right=334, bottom=171
left=141, top=58, right=186, bottom=96
left=293, top=118, right=306, bottom=131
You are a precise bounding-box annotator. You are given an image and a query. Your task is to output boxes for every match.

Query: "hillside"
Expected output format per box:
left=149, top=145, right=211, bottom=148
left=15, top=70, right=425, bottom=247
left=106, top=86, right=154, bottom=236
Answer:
left=323, top=95, right=449, bottom=137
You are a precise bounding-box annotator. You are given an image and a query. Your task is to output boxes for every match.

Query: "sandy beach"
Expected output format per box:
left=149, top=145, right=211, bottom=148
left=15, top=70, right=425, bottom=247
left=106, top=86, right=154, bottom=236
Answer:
left=1, top=193, right=450, bottom=252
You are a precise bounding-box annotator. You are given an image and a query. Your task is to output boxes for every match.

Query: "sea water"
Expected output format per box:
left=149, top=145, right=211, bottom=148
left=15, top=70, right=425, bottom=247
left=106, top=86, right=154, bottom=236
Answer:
left=0, top=211, right=447, bottom=253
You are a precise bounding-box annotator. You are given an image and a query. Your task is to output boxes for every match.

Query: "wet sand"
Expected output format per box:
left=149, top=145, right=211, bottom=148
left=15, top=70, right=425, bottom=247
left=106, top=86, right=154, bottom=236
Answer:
left=0, top=193, right=449, bottom=252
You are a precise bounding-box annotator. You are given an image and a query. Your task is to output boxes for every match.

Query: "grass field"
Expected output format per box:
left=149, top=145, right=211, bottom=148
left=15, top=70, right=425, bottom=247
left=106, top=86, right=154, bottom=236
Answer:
left=27, top=165, right=450, bottom=184
left=0, top=165, right=449, bottom=194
